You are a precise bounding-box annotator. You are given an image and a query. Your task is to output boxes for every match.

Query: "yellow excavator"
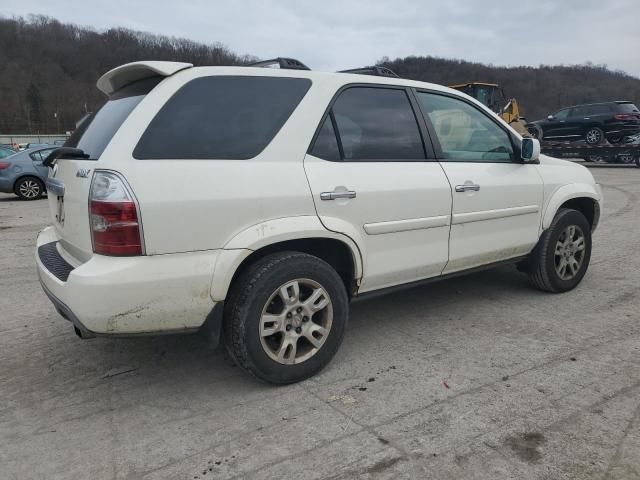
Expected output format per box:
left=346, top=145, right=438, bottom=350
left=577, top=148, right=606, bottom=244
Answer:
left=449, top=82, right=530, bottom=136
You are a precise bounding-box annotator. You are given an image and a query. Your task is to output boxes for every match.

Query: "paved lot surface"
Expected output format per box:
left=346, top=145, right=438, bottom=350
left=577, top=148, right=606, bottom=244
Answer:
left=1, top=166, right=639, bottom=480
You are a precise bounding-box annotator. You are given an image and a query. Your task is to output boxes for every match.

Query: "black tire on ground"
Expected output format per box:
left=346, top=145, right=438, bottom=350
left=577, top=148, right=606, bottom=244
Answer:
left=585, top=126, right=604, bottom=145
left=223, top=251, right=349, bottom=384
left=635, top=155, right=640, bottom=168
left=14, top=176, right=44, bottom=200
left=528, top=208, right=592, bottom=293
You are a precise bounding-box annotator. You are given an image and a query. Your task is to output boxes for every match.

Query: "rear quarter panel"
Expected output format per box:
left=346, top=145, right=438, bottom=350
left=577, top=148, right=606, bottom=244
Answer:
left=94, top=68, right=332, bottom=255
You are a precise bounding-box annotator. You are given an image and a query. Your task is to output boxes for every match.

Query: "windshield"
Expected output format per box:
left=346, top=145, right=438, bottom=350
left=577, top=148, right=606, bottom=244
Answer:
left=64, top=77, right=160, bottom=159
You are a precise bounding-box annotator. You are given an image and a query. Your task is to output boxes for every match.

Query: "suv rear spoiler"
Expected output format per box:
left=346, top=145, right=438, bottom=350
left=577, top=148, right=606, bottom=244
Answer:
left=97, top=61, right=193, bottom=96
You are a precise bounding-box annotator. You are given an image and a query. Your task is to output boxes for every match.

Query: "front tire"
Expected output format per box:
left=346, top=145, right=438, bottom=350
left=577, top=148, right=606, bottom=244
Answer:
left=14, top=176, right=44, bottom=200
left=528, top=209, right=592, bottom=293
left=223, top=252, right=349, bottom=384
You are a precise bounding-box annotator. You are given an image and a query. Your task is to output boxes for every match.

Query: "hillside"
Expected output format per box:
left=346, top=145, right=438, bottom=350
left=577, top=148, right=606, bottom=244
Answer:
left=0, top=16, right=251, bottom=134
left=1, top=15, right=639, bottom=134
left=379, top=56, right=640, bottom=121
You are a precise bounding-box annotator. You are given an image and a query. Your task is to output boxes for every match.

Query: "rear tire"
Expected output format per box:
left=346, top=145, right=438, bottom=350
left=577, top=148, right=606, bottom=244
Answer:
left=14, top=176, right=44, bottom=200
left=528, top=209, right=592, bottom=293
left=585, top=127, right=604, bottom=145
left=223, top=251, right=349, bottom=384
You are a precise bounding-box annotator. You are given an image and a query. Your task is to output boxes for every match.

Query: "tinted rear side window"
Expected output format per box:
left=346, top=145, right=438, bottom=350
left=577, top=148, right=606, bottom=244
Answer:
left=616, top=103, right=639, bottom=113
left=331, top=87, right=425, bottom=161
left=65, top=77, right=160, bottom=160
left=134, top=76, right=311, bottom=160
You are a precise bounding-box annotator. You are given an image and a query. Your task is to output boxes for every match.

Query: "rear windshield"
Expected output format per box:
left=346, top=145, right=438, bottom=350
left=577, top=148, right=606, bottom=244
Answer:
left=65, top=77, right=160, bottom=160
left=133, top=76, right=312, bottom=160
left=616, top=103, right=639, bottom=114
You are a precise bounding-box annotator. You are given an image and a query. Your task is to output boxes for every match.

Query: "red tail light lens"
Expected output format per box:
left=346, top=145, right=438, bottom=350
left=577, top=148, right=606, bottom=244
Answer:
left=89, top=171, right=143, bottom=256
left=614, top=113, right=639, bottom=120
left=0, top=162, right=10, bottom=170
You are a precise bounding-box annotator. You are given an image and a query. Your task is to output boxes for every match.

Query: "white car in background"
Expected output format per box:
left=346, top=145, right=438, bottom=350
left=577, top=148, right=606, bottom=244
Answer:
left=36, top=59, right=602, bottom=384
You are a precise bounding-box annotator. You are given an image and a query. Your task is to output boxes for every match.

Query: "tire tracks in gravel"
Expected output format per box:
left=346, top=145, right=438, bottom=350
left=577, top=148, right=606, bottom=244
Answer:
left=598, top=183, right=638, bottom=219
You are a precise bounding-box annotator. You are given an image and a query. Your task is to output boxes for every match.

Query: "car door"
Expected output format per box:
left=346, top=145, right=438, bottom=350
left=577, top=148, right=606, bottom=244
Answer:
left=414, top=90, right=544, bottom=274
left=304, top=85, right=453, bottom=292
left=563, top=106, right=593, bottom=139
left=544, top=108, right=573, bottom=138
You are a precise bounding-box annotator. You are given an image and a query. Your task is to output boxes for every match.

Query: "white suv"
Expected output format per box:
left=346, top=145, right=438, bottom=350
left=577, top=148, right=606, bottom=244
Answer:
left=36, top=59, right=603, bottom=384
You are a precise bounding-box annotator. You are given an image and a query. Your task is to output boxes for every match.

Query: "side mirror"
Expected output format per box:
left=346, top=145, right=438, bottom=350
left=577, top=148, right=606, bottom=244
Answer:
left=547, top=115, right=554, bottom=121
left=521, top=138, right=540, bottom=163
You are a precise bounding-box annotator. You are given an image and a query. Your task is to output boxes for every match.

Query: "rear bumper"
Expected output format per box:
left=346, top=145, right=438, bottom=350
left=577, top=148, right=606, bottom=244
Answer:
left=36, top=226, right=220, bottom=335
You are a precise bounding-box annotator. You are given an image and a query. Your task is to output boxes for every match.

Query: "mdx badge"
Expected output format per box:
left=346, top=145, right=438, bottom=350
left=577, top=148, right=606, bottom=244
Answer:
left=76, top=168, right=91, bottom=178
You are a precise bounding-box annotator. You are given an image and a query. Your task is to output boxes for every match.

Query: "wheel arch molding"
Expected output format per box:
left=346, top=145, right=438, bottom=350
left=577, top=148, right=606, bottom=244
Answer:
left=542, top=185, right=601, bottom=232
left=211, top=216, right=364, bottom=301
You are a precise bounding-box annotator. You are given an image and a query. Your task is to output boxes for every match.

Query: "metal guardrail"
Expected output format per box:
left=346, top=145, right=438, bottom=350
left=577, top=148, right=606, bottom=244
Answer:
left=0, top=134, right=69, bottom=146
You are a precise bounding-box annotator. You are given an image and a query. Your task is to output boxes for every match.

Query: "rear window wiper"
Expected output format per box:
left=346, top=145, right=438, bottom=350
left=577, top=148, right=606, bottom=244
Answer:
left=43, top=147, right=90, bottom=167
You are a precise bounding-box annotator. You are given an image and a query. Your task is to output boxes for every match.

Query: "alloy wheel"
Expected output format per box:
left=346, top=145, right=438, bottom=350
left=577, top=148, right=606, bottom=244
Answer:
left=259, top=278, right=333, bottom=365
left=554, top=225, right=586, bottom=280
left=18, top=179, right=41, bottom=199
left=585, top=128, right=603, bottom=145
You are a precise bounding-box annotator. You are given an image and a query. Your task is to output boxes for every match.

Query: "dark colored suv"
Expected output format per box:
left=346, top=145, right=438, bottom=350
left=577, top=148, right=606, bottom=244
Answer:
left=527, top=101, right=640, bottom=145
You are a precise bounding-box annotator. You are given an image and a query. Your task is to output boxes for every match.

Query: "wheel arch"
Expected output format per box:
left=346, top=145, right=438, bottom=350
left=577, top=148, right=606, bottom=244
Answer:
left=211, top=216, right=364, bottom=301
left=542, top=185, right=601, bottom=232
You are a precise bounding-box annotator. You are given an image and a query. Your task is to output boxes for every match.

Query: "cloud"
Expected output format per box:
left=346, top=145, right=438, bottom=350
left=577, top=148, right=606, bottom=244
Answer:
left=2, top=0, right=639, bottom=77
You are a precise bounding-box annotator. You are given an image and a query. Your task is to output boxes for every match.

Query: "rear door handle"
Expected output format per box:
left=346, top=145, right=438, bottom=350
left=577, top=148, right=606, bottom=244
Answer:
left=320, top=190, right=357, bottom=201
left=455, top=184, right=480, bottom=193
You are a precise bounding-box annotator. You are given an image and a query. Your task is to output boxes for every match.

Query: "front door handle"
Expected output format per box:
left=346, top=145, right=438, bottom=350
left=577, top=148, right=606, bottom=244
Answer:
left=320, top=190, right=357, bottom=201
left=455, top=183, right=480, bottom=193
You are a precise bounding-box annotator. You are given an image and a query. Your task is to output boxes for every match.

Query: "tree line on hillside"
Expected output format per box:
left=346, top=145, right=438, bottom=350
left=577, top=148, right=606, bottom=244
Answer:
left=1, top=15, right=639, bottom=134
left=0, top=15, right=253, bottom=134
left=378, top=56, right=640, bottom=121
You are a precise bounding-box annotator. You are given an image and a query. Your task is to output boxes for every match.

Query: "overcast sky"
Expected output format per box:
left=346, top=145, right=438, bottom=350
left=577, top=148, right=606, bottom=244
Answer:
left=3, top=0, right=639, bottom=77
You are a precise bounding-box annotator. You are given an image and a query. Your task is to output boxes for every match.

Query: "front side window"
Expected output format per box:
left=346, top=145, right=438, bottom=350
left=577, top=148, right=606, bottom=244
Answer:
left=553, top=109, right=570, bottom=120
left=417, top=92, right=514, bottom=162
left=134, top=76, right=311, bottom=160
left=328, top=87, right=425, bottom=161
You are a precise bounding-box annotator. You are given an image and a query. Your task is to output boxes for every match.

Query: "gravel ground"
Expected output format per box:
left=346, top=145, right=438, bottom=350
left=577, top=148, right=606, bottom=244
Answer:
left=1, top=166, right=639, bottom=480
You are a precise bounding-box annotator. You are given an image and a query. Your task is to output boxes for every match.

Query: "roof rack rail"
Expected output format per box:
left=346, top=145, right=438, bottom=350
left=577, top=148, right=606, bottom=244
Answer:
left=248, top=57, right=310, bottom=71
left=338, top=66, right=399, bottom=78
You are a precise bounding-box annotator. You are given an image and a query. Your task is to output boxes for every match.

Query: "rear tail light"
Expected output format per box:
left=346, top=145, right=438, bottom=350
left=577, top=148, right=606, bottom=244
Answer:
left=89, top=171, right=143, bottom=256
left=0, top=162, right=10, bottom=170
left=614, top=113, right=640, bottom=120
